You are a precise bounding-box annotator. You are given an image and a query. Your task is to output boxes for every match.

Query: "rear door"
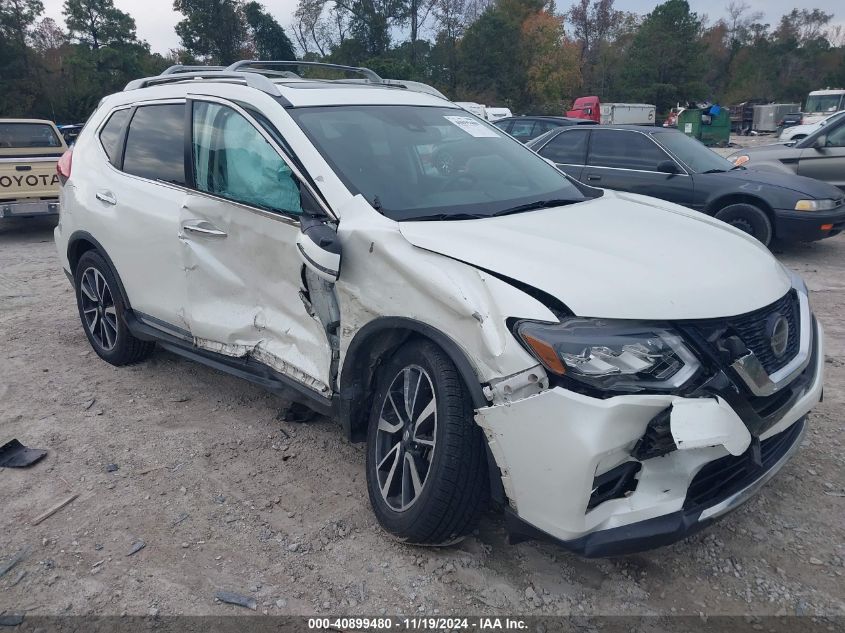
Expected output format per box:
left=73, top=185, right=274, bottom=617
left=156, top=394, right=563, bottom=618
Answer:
left=797, top=119, right=845, bottom=190
left=0, top=121, right=66, bottom=201
left=533, top=128, right=589, bottom=179
left=90, top=102, right=190, bottom=329
left=179, top=97, right=334, bottom=396
left=582, top=129, right=694, bottom=206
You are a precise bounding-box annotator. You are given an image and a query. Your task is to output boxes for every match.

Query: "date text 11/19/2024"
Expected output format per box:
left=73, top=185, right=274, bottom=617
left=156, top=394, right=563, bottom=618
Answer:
left=307, top=617, right=528, bottom=630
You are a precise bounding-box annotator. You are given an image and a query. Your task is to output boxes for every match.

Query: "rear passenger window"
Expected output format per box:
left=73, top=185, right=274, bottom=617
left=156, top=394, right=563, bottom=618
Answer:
left=509, top=120, right=536, bottom=140
left=99, top=109, right=131, bottom=166
left=588, top=130, right=669, bottom=171
left=123, top=104, right=186, bottom=185
left=538, top=129, right=589, bottom=165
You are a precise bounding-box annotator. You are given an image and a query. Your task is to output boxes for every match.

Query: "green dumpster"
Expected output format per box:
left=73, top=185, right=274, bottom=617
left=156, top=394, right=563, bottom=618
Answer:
left=678, top=107, right=731, bottom=147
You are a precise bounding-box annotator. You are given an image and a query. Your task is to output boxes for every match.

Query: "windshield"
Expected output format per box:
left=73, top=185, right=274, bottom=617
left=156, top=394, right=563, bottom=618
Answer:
left=805, top=94, right=844, bottom=113
left=0, top=122, right=62, bottom=148
left=289, top=105, right=587, bottom=221
left=653, top=131, right=736, bottom=173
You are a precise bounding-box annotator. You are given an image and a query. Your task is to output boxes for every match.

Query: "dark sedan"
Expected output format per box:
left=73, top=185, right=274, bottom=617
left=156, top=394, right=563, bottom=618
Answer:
left=494, top=116, right=596, bottom=143
left=527, top=125, right=845, bottom=245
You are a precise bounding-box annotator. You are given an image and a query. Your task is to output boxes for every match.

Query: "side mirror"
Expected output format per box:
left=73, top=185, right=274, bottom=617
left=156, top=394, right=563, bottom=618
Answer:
left=657, top=160, right=679, bottom=174
left=296, top=214, right=341, bottom=283
left=813, top=134, right=827, bottom=150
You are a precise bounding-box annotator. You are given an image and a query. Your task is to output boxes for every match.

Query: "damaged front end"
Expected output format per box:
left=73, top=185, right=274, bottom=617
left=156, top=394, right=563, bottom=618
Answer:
left=476, top=283, right=824, bottom=557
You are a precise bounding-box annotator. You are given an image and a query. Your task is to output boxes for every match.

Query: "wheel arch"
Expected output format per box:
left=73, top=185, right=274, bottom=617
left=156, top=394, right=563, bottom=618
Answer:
left=706, top=193, right=775, bottom=221
left=67, top=231, right=133, bottom=310
left=338, top=317, right=488, bottom=443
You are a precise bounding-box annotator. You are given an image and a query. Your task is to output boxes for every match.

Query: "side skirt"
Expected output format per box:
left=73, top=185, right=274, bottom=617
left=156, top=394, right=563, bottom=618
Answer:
left=124, top=310, right=336, bottom=418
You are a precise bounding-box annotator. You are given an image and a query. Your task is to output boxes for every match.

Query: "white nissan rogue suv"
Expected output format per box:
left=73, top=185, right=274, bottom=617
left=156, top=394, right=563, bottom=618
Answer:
left=54, top=62, right=824, bottom=557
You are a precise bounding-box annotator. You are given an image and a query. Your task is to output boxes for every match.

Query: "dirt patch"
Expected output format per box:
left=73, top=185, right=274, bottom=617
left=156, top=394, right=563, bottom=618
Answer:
left=0, top=217, right=843, bottom=617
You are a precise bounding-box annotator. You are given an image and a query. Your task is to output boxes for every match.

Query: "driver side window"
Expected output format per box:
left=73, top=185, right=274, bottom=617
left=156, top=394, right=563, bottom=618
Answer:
left=192, top=101, right=303, bottom=215
left=824, top=122, right=845, bottom=147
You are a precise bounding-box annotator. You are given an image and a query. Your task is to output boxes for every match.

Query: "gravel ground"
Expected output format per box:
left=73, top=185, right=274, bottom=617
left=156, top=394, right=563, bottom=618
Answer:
left=0, top=216, right=843, bottom=619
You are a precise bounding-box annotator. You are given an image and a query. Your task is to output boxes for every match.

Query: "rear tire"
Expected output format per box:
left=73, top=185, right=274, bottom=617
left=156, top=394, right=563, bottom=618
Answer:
left=365, top=340, right=488, bottom=545
left=715, top=203, right=773, bottom=247
left=74, top=250, right=155, bottom=366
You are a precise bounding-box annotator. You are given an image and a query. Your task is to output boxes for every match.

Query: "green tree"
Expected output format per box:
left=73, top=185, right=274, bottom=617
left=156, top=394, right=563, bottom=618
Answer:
left=458, top=0, right=539, bottom=107
left=174, top=0, right=246, bottom=63
left=621, top=0, right=706, bottom=112
left=63, top=0, right=137, bottom=49
left=243, top=2, right=296, bottom=59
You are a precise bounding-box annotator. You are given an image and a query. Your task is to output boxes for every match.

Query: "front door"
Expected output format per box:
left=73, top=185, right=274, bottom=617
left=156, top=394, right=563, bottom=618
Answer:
left=179, top=98, right=334, bottom=396
left=582, top=129, right=694, bottom=207
left=798, top=121, right=845, bottom=190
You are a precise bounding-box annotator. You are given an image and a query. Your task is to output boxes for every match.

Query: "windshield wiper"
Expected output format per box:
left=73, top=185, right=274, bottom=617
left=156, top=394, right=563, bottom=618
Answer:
left=489, top=198, right=579, bottom=217
left=700, top=168, right=727, bottom=174
left=401, top=212, right=488, bottom=221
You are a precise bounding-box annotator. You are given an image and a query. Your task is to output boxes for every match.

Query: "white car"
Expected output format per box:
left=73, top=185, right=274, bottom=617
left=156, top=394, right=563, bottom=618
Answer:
left=780, top=110, right=845, bottom=142
left=54, top=61, right=824, bottom=557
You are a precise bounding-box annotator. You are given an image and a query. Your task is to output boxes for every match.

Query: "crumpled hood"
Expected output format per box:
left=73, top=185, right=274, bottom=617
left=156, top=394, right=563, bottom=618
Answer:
left=399, top=190, right=791, bottom=320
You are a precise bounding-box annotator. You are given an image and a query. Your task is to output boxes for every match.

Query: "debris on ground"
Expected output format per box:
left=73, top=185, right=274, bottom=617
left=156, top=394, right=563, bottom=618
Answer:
left=0, top=546, right=31, bottom=578
left=0, top=439, right=47, bottom=468
left=0, top=615, right=24, bottom=627
left=214, top=590, right=257, bottom=610
left=171, top=513, right=189, bottom=527
left=276, top=402, right=315, bottom=424
left=127, top=541, right=146, bottom=556
left=31, top=494, right=79, bottom=526
left=105, top=463, right=119, bottom=473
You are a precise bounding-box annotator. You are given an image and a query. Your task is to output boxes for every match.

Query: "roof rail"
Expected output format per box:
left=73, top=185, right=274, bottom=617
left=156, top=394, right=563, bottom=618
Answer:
left=124, top=71, right=285, bottom=99
left=161, top=64, right=226, bottom=75
left=227, top=60, right=383, bottom=84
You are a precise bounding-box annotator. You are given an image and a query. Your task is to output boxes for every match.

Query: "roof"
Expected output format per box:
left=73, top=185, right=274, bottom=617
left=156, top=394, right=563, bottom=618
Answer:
left=497, top=116, right=595, bottom=123
left=557, top=123, right=668, bottom=132
left=0, top=118, right=58, bottom=126
left=808, top=89, right=845, bottom=95
left=122, top=62, right=454, bottom=109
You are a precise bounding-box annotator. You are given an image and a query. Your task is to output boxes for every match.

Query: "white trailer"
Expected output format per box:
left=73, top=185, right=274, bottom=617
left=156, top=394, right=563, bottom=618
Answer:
left=599, top=103, right=656, bottom=125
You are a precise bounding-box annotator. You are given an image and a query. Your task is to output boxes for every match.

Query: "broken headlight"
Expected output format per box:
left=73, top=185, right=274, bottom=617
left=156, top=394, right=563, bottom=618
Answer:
left=516, top=318, right=700, bottom=393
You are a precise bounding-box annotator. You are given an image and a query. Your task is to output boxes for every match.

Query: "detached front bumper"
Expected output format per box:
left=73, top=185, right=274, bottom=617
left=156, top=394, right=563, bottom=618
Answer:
left=1, top=198, right=60, bottom=218
left=476, top=320, right=824, bottom=557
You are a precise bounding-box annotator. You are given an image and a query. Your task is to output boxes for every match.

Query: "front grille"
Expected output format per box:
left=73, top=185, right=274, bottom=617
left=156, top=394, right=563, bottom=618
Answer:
left=690, top=290, right=801, bottom=376
left=729, top=291, right=800, bottom=374
left=683, top=419, right=804, bottom=511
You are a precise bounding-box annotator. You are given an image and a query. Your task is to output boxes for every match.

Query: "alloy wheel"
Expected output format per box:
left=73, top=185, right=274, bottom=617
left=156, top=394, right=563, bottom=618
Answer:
left=80, top=267, right=118, bottom=351
left=374, top=365, right=437, bottom=511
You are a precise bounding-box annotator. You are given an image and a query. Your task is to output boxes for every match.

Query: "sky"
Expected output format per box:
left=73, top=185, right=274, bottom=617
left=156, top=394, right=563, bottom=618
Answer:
left=38, top=0, right=842, bottom=55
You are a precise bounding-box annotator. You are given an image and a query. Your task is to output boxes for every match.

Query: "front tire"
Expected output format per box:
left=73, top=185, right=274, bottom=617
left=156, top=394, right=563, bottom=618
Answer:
left=365, top=340, right=488, bottom=545
left=715, top=202, right=773, bottom=247
left=74, top=250, right=155, bottom=366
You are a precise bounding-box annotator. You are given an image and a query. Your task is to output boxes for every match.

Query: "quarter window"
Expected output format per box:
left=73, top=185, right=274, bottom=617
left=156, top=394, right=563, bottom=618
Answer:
left=192, top=102, right=302, bottom=215
left=99, top=109, right=131, bottom=166
left=122, top=104, right=186, bottom=185
left=538, top=129, right=590, bottom=165
left=588, top=130, right=670, bottom=171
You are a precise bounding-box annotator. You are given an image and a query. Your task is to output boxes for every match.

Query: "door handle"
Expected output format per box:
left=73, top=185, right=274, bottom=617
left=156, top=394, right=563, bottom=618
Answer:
left=95, top=191, right=116, bottom=205
left=182, top=221, right=227, bottom=238
left=586, top=175, right=602, bottom=182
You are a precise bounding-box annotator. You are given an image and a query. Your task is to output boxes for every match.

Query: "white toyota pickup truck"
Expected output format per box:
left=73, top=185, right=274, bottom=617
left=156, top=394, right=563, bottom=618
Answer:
left=0, top=118, right=67, bottom=220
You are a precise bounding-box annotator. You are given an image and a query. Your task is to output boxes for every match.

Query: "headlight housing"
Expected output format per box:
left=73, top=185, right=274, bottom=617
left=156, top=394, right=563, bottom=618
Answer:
left=516, top=318, right=701, bottom=394
left=794, top=199, right=837, bottom=211
left=732, top=155, right=750, bottom=167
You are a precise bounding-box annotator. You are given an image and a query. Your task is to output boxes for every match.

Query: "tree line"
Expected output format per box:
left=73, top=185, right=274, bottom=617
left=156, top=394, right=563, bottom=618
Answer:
left=1, top=0, right=843, bottom=123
